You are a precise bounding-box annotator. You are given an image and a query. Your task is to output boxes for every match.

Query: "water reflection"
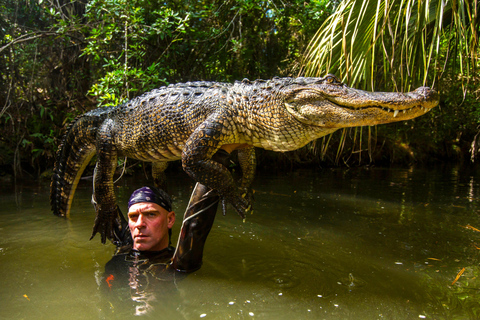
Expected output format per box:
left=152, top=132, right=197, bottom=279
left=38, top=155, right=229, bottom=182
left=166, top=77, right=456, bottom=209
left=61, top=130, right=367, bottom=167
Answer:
left=1, top=165, right=480, bottom=319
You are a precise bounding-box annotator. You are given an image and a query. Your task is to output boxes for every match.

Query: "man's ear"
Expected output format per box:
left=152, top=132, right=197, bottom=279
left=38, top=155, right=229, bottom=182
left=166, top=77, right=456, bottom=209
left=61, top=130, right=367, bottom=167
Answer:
left=167, top=211, right=175, bottom=228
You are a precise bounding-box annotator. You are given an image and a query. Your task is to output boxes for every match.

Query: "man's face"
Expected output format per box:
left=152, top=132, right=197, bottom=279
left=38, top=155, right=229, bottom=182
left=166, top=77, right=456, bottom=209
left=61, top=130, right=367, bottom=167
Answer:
left=128, top=202, right=175, bottom=251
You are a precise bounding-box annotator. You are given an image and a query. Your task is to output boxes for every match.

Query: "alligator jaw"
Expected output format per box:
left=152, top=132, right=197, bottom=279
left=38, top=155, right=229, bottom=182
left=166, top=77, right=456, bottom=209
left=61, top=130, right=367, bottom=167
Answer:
left=378, top=104, right=433, bottom=118
left=328, top=99, right=437, bottom=124
left=286, top=85, right=439, bottom=128
left=327, top=86, right=439, bottom=127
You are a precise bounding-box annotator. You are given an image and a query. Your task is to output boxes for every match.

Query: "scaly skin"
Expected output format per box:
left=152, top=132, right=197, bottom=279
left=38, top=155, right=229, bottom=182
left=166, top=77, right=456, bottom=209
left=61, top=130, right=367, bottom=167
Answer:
left=50, top=75, right=439, bottom=243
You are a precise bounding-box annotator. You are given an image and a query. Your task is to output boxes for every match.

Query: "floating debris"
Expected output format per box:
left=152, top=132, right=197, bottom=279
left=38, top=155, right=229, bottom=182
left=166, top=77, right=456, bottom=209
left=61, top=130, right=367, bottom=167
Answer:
left=427, top=258, right=442, bottom=261
left=463, top=225, right=480, bottom=232
left=451, top=267, right=466, bottom=285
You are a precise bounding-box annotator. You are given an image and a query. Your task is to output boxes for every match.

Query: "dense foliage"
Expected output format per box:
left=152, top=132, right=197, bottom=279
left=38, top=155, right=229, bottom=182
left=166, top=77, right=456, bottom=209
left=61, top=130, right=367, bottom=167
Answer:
left=0, top=0, right=478, bottom=178
left=0, top=0, right=330, bottom=177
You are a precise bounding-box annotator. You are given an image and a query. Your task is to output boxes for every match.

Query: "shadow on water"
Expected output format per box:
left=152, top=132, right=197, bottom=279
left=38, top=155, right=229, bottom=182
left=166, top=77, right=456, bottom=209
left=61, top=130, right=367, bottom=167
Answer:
left=1, top=165, right=480, bottom=319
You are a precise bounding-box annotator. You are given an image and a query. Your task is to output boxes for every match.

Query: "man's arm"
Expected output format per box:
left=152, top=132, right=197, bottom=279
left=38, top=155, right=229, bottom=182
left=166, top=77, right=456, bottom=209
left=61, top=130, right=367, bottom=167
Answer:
left=170, top=149, right=231, bottom=272
left=112, top=205, right=133, bottom=248
left=170, top=182, right=220, bottom=272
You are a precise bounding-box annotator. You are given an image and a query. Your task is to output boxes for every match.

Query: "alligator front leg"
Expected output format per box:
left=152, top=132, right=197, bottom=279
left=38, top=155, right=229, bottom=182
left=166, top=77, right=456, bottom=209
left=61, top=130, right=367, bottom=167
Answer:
left=152, top=161, right=169, bottom=191
left=182, top=120, right=251, bottom=218
left=237, top=146, right=256, bottom=211
left=90, top=120, right=122, bottom=243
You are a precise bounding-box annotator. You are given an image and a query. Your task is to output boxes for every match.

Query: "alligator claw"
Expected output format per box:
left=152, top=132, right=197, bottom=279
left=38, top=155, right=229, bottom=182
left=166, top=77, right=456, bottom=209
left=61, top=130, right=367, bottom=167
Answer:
left=90, top=219, right=113, bottom=244
left=89, top=206, right=122, bottom=244
left=229, top=193, right=252, bottom=219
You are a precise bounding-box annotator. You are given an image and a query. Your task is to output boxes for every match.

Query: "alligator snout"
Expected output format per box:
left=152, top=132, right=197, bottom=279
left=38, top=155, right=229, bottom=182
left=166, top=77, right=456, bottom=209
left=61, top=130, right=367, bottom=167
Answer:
left=413, top=86, right=439, bottom=102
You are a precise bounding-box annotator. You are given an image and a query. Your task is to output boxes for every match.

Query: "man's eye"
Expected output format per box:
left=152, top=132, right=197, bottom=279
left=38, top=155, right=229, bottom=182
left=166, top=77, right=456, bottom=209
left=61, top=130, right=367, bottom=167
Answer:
left=148, top=212, right=157, bottom=217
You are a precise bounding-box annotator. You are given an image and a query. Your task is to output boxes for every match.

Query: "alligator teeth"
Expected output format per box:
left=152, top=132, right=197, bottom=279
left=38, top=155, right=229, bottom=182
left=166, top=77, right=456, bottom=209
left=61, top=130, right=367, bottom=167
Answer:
left=393, top=110, right=399, bottom=117
left=403, top=110, right=406, bottom=113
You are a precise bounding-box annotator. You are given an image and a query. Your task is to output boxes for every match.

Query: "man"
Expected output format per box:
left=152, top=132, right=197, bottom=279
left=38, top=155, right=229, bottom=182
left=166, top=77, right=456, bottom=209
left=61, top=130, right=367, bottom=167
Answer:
left=100, top=150, right=236, bottom=316
left=104, top=150, right=230, bottom=289
left=103, top=183, right=223, bottom=316
left=109, top=181, right=220, bottom=268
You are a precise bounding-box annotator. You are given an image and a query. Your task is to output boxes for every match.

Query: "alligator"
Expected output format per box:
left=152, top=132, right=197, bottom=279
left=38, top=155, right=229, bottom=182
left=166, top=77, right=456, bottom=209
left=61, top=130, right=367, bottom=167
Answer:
left=50, top=74, right=439, bottom=244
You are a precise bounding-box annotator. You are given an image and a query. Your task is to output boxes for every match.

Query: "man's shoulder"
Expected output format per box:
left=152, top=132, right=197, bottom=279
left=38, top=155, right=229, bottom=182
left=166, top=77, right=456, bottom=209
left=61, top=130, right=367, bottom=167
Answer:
left=145, top=246, right=175, bottom=264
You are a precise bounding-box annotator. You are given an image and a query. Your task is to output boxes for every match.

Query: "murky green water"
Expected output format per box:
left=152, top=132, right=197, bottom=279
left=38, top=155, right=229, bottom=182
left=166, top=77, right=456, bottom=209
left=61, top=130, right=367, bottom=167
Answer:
left=1, top=165, right=480, bottom=319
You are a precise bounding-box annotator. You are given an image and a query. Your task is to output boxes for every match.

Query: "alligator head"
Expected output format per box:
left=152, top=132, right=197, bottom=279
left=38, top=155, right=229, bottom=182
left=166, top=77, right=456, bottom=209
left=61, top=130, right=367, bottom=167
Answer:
left=282, top=74, right=439, bottom=128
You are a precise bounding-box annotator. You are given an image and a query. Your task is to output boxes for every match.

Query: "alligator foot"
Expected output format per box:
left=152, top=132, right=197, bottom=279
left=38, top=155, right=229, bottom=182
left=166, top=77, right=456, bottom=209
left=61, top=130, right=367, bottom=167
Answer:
left=223, top=190, right=252, bottom=219
left=89, top=206, right=121, bottom=244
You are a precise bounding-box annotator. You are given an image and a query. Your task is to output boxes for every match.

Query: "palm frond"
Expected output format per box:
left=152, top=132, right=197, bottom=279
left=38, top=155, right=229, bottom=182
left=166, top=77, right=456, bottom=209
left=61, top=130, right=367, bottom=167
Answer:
left=302, top=0, right=478, bottom=91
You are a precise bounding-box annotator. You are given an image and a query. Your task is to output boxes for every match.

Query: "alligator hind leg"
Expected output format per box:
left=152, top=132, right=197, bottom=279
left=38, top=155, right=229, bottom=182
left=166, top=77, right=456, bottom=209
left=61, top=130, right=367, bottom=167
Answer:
left=90, top=120, right=122, bottom=244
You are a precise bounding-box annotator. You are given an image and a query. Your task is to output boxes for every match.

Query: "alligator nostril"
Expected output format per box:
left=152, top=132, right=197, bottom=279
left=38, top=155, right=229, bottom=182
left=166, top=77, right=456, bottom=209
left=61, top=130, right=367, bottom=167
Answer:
left=414, top=87, right=433, bottom=96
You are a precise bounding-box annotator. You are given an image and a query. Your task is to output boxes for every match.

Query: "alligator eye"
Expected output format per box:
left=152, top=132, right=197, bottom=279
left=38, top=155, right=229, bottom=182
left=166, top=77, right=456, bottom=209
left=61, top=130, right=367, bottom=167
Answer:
left=325, top=74, right=341, bottom=84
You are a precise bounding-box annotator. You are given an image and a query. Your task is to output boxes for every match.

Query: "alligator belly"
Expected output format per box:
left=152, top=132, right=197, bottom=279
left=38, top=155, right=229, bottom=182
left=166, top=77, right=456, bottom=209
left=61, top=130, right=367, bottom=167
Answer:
left=121, top=143, right=184, bottom=162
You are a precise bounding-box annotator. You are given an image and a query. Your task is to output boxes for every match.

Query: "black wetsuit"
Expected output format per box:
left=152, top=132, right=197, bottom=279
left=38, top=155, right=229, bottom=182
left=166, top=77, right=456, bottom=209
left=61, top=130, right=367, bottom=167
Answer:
left=102, top=246, right=183, bottom=316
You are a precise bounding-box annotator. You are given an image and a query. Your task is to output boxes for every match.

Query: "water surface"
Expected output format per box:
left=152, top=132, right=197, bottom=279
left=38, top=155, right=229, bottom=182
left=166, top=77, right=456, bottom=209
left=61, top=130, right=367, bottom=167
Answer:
left=1, top=165, right=480, bottom=319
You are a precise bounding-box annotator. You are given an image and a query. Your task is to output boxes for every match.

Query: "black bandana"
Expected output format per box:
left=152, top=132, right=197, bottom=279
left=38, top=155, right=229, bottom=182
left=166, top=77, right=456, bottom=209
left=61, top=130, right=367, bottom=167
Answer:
left=127, top=186, right=172, bottom=212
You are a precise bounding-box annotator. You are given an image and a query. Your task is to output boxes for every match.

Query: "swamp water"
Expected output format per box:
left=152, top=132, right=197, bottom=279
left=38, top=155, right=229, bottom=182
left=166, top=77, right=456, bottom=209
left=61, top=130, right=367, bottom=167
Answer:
left=1, top=166, right=480, bottom=319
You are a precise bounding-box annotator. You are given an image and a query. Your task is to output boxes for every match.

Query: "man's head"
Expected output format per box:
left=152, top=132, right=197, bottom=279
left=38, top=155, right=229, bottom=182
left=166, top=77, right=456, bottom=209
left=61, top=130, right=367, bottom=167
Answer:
left=127, top=186, right=175, bottom=251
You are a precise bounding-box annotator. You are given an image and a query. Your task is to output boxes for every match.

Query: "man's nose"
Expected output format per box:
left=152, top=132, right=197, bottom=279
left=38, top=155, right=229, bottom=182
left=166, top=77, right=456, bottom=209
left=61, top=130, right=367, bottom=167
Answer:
left=134, top=214, right=146, bottom=228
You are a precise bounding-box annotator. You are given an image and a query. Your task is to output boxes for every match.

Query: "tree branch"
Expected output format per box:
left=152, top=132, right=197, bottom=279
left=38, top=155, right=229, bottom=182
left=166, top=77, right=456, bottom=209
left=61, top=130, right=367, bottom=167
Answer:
left=0, top=31, right=60, bottom=54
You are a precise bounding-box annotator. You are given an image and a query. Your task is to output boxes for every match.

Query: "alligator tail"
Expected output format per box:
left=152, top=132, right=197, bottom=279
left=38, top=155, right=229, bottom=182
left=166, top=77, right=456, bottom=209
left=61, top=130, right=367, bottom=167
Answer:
left=50, top=109, right=108, bottom=218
